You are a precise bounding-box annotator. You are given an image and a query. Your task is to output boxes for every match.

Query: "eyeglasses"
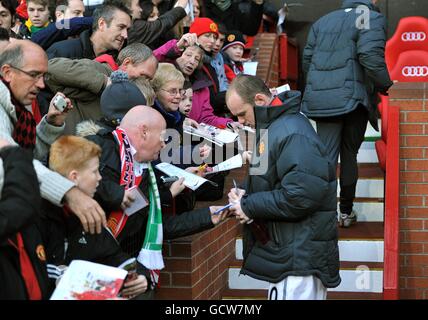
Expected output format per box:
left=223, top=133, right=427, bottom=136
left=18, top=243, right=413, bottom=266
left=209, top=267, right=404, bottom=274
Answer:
left=160, top=88, right=186, bottom=97
left=9, top=65, right=46, bottom=81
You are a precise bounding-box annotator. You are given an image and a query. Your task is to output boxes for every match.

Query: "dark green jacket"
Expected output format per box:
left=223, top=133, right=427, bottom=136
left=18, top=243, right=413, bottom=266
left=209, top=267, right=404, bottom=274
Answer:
left=240, top=91, right=340, bottom=288
left=301, top=0, right=393, bottom=130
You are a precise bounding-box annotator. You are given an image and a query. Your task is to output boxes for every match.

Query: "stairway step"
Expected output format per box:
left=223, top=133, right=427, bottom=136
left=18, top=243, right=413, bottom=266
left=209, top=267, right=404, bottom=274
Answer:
left=340, top=142, right=379, bottom=163
left=221, top=289, right=383, bottom=300
left=341, top=163, right=384, bottom=179
left=339, top=222, right=384, bottom=240
left=339, top=178, right=384, bottom=198
left=337, top=202, right=384, bottom=222
left=309, top=120, right=381, bottom=140
left=327, top=292, right=383, bottom=300
left=364, top=121, right=382, bottom=141
left=229, top=259, right=383, bottom=270
left=228, top=267, right=383, bottom=293
left=235, top=222, right=384, bottom=260
left=235, top=237, right=384, bottom=262
left=339, top=240, right=384, bottom=262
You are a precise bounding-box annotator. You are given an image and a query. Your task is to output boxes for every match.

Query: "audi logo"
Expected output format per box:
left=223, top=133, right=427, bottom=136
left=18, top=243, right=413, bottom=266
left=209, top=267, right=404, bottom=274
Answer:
left=402, top=66, right=428, bottom=77
left=401, top=32, right=427, bottom=42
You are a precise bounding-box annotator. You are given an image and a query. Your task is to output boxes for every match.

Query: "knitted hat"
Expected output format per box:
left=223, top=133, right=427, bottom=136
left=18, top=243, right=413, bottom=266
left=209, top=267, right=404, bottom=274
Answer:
left=189, top=17, right=219, bottom=38
left=100, top=70, right=146, bottom=123
left=222, top=30, right=246, bottom=51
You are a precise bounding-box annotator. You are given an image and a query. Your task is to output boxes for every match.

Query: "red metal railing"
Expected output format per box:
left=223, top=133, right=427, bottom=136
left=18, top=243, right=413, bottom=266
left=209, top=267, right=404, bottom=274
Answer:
left=379, top=101, right=400, bottom=300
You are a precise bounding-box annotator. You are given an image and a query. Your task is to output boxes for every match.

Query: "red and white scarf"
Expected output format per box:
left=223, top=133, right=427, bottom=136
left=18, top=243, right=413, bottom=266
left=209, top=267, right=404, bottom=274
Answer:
left=107, top=127, right=143, bottom=237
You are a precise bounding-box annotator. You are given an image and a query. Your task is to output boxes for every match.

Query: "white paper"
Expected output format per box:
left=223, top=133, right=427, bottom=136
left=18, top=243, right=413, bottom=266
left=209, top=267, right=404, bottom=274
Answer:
left=124, top=186, right=148, bottom=216
left=270, top=84, right=290, bottom=96
left=50, top=260, right=128, bottom=300
left=243, top=61, right=258, bottom=76
left=155, top=162, right=209, bottom=191
left=211, top=154, right=243, bottom=173
left=184, top=0, right=194, bottom=22
left=277, top=5, right=287, bottom=34
left=183, top=123, right=238, bottom=147
left=242, top=125, right=255, bottom=134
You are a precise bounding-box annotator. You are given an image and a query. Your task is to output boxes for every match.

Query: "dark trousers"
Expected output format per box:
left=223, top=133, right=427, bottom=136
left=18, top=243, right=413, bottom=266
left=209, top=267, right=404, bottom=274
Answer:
left=315, top=106, right=369, bottom=214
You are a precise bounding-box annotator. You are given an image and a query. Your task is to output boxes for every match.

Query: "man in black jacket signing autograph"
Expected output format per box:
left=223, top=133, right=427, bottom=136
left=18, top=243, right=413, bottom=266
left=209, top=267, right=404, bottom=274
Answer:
left=226, top=75, right=340, bottom=300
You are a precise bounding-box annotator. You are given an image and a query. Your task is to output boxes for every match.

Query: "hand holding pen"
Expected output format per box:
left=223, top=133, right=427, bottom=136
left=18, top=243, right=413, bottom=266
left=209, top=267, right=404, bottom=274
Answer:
left=228, top=180, right=251, bottom=224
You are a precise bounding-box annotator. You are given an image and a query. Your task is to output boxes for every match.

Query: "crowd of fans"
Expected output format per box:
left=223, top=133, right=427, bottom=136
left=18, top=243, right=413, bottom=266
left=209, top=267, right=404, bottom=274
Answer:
left=0, top=0, right=268, bottom=300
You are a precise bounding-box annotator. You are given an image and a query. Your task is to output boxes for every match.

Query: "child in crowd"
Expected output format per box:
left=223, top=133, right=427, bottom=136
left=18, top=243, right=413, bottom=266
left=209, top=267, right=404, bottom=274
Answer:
left=139, top=0, right=159, bottom=21
left=179, top=81, right=193, bottom=118
left=221, top=30, right=246, bottom=83
left=39, top=135, right=151, bottom=299
left=19, top=0, right=50, bottom=38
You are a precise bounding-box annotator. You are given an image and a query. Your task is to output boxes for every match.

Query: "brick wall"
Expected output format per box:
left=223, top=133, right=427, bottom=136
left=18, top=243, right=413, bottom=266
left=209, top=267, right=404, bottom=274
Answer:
left=390, top=83, right=428, bottom=299
left=251, top=33, right=280, bottom=87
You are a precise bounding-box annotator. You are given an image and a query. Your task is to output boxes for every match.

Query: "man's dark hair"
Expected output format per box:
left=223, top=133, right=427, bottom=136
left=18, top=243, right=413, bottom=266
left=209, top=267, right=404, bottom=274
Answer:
left=50, top=0, right=68, bottom=19
left=0, top=27, right=10, bottom=41
left=92, top=0, right=131, bottom=31
left=0, top=0, right=17, bottom=17
left=217, top=22, right=227, bottom=36
left=227, top=74, right=272, bottom=105
left=139, top=0, right=154, bottom=21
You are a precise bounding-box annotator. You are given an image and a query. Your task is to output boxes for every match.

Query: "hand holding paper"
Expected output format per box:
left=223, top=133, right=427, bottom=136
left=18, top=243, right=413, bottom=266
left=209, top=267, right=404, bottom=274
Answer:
left=123, top=186, right=148, bottom=216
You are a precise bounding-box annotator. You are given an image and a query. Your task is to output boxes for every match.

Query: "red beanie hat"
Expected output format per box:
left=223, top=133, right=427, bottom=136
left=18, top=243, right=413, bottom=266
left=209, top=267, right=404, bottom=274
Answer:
left=189, top=17, right=219, bottom=38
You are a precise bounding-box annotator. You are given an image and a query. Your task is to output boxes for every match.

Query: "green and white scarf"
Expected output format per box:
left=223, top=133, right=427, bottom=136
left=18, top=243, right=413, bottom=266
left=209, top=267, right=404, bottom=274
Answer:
left=137, top=163, right=164, bottom=288
left=112, top=127, right=164, bottom=288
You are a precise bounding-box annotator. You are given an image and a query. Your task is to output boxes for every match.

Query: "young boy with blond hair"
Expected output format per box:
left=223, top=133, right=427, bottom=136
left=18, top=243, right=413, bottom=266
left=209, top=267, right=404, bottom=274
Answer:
left=39, top=135, right=151, bottom=299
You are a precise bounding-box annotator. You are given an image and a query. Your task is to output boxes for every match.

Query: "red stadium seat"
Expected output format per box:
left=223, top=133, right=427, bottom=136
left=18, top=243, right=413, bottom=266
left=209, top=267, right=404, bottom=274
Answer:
left=389, top=50, right=428, bottom=82
left=385, top=16, right=428, bottom=71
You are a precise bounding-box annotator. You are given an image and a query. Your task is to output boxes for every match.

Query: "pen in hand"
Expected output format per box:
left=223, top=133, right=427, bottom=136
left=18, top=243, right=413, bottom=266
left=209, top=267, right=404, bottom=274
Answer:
left=232, top=179, right=253, bottom=224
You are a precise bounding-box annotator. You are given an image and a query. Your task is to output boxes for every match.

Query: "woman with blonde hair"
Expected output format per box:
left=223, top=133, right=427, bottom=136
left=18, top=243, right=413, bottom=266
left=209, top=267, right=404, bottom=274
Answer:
left=151, top=63, right=186, bottom=133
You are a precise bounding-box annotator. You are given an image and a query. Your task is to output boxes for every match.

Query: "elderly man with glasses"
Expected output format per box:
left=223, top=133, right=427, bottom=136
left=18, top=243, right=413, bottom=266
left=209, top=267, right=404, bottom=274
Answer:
left=0, top=40, right=108, bottom=237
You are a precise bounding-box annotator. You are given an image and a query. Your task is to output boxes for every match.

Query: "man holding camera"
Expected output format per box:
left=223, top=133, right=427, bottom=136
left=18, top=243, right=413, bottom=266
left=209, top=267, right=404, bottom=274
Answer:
left=0, top=39, right=107, bottom=236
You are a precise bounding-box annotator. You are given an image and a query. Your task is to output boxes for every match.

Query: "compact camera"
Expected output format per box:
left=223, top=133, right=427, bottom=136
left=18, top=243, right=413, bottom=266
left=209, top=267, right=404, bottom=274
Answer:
left=53, top=95, right=67, bottom=112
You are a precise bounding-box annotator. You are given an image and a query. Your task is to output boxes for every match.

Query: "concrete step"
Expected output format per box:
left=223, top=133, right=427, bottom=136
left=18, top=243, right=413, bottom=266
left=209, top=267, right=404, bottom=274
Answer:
left=309, top=120, right=381, bottom=140
left=339, top=177, right=384, bottom=198
left=339, top=222, right=384, bottom=240
left=236, top=237, right=383, bottom=263
left=339, top=240, right=384, bottom=262
left=344, top=163, right=384, bottom=179
left=228, top=261, right=383, bottom=293
left=337, top=201, right=384, bottom=222
left=235, top=222, right=384, bottom=260
left=339, top=141, right=379, bottom=164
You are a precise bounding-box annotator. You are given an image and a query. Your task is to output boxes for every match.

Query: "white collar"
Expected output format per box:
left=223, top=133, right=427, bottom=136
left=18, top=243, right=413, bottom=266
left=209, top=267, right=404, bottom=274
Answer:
left=130, top=144, right=148, bottom=176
